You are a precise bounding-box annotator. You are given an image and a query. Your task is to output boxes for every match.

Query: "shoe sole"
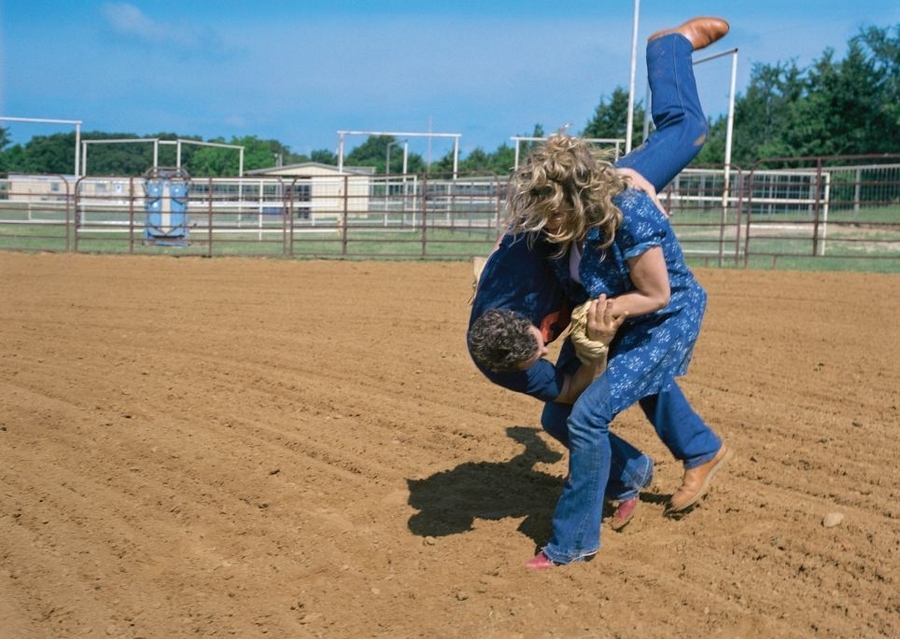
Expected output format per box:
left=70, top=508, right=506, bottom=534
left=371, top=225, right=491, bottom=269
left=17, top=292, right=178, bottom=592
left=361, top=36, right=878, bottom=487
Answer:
left=526, top=550, right=597, bottom=569
left=667, top=445, right=733, bottom=513
left=609, top=508, right=636, bottom=531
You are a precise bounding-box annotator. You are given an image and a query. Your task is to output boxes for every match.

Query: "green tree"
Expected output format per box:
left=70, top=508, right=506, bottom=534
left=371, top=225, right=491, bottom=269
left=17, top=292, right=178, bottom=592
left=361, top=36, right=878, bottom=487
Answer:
left=858, top=24, right=900, bottom=144
left=701, top=60, right=804, bottom=166
left=430, top=125, right=542, bottom=176
left=79, top=133, right=162, bottom=175
left=458, top=148, right=492, bottom=171
left=0, top=144, right=26, bottom=173
left=427, top=149, right=456, bottom=175
left=187, top=144, right=234, bottom=177
left=344, top=135, right=425, bottom=174
left=345, top=135, right=394, bottom=172
left=184, top=135, right=303, bottom=176
left=789, top=46, right=881, bottom=156
left=20, top=133, right=80, bottom=174
left=488, top=143, right=517, bottom=174
left=700, top=23, right=900, bottom=166
left=582, top=87, right=646, bottom=147
left=836, top=25, right=900, bottom=153
left=310, top=148, right=338, bottom=165
left=452, top=144, right=517, bottom=175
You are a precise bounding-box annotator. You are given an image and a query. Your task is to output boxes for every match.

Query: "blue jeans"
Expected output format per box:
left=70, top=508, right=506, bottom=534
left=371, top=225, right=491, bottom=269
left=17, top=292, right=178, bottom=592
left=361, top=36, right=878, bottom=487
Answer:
left=543, top=374, right=616, bottom=563
left=543, top=375, right=721, bottom=564
left=542, top=33, right=718, bottom=565
left=543, top=339, right=654, bottom=503
left=638, top=383, right=721, bottom=470
left=542, top=402, right=653, bottom=502
left=616, top=33, right=708, bottom=192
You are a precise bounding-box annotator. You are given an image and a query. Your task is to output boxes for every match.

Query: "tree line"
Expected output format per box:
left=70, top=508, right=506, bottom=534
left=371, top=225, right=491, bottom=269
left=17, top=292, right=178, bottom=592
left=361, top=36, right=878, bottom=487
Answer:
left=1, top=24, right=897, bottom=178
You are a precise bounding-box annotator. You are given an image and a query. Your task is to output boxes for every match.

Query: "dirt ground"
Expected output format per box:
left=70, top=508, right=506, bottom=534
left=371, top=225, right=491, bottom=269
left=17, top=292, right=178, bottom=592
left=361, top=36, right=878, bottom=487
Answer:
left=1, top=252, right=898, bottom=639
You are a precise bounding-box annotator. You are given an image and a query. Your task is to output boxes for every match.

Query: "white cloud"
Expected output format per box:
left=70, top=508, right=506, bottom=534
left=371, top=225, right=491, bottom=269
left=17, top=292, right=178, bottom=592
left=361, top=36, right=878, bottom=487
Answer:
left=99, top=2, right=217, bottom=50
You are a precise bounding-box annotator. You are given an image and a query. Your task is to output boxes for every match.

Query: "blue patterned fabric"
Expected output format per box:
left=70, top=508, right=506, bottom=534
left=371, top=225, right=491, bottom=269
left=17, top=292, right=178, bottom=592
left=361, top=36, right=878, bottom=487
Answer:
left=551, top=188, right=707, bottom=415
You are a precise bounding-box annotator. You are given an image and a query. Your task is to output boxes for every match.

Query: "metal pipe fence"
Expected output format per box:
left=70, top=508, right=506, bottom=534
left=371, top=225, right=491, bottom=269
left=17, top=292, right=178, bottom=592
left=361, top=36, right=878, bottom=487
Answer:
left=1, top=157, right=898, bottom=270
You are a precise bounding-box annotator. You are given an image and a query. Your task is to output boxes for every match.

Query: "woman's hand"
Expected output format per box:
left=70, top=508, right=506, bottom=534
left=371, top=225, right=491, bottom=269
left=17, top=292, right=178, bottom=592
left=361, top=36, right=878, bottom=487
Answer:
left=616, top=167, right=669, bottom=218
left=585, top=294, right=627, bottom=344
left=557, top=295, right=627, bottom=403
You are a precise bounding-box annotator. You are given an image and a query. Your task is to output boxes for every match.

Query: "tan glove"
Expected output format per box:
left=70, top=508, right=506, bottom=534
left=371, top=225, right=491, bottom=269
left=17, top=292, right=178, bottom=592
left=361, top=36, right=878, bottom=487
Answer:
left=568, top=300, right=610, bottom=365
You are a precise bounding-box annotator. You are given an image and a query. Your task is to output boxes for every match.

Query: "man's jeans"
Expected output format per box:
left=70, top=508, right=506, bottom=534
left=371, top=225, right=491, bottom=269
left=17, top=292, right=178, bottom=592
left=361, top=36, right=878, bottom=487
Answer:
left=616, top=33, right=708, bottom=192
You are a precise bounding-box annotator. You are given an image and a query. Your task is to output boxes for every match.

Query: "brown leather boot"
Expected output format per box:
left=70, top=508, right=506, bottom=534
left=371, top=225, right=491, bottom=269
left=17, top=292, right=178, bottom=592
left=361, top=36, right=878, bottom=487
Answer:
left=668, top=443, right=732, bottom=513
left=648, top=17, right=730, bottom=51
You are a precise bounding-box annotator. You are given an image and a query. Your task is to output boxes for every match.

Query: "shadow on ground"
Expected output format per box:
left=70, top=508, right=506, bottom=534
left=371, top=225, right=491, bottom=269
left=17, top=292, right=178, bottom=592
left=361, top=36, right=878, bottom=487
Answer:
left=406, top=426, right=563, bottom=545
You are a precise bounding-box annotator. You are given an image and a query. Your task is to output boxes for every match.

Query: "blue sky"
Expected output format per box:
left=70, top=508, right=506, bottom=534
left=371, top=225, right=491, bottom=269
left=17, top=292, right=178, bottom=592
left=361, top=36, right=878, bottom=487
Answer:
left=2, top=1, right=898, bottom=161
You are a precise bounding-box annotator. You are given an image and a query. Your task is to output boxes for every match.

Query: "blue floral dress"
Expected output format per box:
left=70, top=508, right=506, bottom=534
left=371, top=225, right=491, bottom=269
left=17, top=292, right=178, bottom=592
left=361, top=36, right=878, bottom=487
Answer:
left=552, top=188, right=707, bottom=415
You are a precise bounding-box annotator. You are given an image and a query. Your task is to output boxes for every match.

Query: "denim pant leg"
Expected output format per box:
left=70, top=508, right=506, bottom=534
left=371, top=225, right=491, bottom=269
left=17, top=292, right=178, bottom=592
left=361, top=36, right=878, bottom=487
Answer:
left=638, top=380, right=721, bottom=468
left=541, top=401, right=571, bottom=448
left=609, top=436, right=654, bottom=501
left=542, top=375, right=614, bottom=565
left=540, top=342, right=579, bottom=448
left=541, top=402, right=652, bottom=502
left=615, top=33, right=708, bottom=191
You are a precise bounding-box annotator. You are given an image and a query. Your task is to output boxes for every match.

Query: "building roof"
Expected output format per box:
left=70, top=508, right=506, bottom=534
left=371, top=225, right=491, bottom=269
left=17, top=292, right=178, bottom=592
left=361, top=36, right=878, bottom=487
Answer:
left=245, top=162, right=374, bottom=177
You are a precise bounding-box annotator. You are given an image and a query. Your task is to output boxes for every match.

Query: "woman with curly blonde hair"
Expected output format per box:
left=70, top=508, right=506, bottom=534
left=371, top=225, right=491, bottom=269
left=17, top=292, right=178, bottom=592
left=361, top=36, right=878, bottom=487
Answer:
left=501, top=17, right=734, bottom=570
left=508, top=134, right=626, bottom=257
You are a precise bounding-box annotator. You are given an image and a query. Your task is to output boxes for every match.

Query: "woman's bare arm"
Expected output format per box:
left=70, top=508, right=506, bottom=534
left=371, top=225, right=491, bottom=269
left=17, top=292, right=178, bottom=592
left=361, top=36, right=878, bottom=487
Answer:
left=607, top=246, right=671, bottom=319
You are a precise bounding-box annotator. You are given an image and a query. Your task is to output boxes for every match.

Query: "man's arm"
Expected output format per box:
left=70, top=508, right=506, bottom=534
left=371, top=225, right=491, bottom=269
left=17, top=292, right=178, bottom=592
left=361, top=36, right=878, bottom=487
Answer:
left=556, top=357, right=606, bottom=405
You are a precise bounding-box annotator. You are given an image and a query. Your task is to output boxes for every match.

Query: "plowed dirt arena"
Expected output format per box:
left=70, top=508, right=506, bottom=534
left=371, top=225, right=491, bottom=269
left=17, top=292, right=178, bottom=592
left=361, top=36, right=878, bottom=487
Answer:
left=1, top=252, right=898, bottom=638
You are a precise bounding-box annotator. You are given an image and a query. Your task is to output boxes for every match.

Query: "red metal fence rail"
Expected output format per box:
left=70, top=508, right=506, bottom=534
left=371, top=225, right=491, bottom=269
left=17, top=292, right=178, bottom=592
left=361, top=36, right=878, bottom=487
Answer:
left=1, top=157, right=898, bottom=270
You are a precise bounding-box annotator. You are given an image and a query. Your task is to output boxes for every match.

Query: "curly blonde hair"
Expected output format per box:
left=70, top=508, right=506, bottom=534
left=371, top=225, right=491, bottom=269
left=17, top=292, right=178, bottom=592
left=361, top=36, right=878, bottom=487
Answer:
left=507, top=133, right=627, bottom=257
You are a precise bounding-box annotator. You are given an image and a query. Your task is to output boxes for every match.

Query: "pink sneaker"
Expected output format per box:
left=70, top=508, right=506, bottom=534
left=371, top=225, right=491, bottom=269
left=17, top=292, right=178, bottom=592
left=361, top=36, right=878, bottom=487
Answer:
left=525, top=551, right=557, bottom=570
left=609, top=496, right=639, bottom=531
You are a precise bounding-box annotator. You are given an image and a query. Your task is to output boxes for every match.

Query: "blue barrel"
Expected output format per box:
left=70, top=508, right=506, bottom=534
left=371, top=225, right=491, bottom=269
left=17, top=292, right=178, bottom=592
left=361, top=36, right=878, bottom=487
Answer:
left=143, top=167, right=190, bottom=245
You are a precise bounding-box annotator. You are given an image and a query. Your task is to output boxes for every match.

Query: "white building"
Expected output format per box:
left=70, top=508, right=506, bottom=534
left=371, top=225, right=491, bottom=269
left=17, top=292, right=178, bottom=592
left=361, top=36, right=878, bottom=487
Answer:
left=245, top=162, right=375, bottom=220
